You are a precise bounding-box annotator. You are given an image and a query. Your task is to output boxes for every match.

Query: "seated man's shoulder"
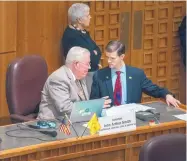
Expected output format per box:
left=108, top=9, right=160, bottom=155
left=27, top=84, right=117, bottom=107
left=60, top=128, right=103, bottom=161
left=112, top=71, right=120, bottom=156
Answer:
left=127, top=65, right=144, bottom=75
left=97, top=66, right=109, bottom=72
left=48, top=66, right=69, bottom=84
left=95, top=66, right=110, bottom=78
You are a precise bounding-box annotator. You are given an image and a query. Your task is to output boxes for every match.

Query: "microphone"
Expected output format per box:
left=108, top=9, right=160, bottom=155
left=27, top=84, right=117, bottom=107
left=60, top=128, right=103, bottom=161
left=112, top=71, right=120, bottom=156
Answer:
left=27, top=124, right=40, bottom=129
left=39, top=131, right=57, bottom=137
left=27, top=124, right=57, bottom=137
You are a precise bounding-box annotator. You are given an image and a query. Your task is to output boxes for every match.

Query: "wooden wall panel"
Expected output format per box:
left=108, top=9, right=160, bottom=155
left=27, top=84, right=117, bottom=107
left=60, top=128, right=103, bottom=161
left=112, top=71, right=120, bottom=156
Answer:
left=131, top=1, right=186, bottom=103
left=0, top=2, right=17, bottom=117
left=88, top=1, right=132, bottom=67
left=0, top=53, right=16, bottom=116
left=17, top=1, right=68, bottom=74
left=0, top=2, right=17, bottom=53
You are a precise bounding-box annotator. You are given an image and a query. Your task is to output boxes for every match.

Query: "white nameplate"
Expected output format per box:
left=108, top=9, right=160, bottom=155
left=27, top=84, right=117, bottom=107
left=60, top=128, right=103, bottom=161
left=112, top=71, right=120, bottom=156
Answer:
left=98, top=111, right=136, bottom=135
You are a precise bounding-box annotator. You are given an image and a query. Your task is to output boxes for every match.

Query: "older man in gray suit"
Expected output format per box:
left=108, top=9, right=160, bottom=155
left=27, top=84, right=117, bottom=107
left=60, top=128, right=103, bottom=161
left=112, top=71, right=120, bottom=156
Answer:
left=37, top=47, right=91, bottom=120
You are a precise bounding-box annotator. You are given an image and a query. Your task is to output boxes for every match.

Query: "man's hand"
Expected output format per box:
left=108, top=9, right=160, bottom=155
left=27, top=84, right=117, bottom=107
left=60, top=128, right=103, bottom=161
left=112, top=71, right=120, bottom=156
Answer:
left=93, top=50, right=98, bottom=55
left=166, top=94, right=181, bottom=108
left=102, top=96, right=112, bottom=108
left=98, top=64, right=102, bottom=69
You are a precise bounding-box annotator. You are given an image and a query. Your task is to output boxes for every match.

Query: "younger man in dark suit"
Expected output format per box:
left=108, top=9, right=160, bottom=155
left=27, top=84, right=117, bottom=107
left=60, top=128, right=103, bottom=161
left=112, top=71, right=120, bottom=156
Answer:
left=90, top=40, right=180, bottom=108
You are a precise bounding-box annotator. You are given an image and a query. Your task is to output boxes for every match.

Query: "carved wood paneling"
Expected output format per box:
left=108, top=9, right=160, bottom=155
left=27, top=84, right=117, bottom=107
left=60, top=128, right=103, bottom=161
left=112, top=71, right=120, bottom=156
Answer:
left=131, top=1, right=186, bottom=103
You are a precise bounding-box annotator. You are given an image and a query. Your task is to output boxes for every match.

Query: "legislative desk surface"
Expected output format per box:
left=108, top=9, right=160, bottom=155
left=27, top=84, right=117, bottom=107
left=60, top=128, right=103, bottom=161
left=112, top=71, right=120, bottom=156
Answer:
left=0, top=101, right=186, bottom=160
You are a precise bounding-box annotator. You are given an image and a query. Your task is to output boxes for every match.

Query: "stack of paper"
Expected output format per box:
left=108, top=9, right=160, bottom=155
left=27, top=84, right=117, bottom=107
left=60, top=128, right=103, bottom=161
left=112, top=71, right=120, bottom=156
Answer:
left=105, top=103, right=155, bottom=116
left=173, top=114, right=187, bottom=121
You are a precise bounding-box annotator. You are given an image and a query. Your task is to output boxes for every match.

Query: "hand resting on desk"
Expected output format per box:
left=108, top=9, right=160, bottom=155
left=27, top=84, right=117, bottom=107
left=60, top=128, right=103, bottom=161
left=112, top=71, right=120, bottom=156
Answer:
left=166, top=94, right=181, bottom=108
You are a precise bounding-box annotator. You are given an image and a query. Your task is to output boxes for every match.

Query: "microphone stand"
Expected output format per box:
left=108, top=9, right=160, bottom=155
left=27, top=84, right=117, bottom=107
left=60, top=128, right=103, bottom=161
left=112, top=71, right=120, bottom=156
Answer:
left=153, top=116, right=160, bottom=124
left=81, top=123, right=89, bottom=137
left=64, top=113, right=79, bottom=138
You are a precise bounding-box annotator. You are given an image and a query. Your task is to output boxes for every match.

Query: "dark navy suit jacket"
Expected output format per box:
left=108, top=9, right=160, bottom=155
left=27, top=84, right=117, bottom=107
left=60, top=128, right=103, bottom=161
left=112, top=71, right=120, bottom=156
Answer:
left=90, top=66, right=171, bottom=105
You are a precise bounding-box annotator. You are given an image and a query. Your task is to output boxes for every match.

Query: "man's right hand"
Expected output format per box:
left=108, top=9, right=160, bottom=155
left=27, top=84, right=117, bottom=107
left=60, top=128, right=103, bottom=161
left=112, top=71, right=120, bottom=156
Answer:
left=102, top=96, right=112, bottom=108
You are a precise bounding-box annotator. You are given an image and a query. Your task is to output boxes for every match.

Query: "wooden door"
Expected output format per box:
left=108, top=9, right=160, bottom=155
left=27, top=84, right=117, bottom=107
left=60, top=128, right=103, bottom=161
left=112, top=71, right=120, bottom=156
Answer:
left=130, top=1, right=186, bottom=103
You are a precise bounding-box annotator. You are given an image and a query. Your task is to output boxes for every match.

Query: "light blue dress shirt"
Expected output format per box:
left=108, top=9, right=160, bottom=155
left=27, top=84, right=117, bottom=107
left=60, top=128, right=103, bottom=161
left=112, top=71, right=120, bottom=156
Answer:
left=111, top=65, right=127, bottom=104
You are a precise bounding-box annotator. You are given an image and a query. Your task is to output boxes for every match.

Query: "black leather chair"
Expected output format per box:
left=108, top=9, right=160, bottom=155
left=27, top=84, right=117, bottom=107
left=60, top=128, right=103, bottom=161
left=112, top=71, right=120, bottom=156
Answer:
left=6, top=55, right=48, bottom=122
left=139, top=133, right=186, bottom=161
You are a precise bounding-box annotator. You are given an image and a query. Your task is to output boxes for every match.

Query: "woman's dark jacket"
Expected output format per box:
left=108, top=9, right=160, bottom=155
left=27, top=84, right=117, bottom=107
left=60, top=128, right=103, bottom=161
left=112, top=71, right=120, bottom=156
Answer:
left=61, top=26, right=101, bottom=71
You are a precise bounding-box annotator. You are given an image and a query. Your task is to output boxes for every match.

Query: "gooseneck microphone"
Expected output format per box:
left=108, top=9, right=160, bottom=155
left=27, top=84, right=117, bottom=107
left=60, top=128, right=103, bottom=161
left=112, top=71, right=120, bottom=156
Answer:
left=39, top=131, right=57, bottom=137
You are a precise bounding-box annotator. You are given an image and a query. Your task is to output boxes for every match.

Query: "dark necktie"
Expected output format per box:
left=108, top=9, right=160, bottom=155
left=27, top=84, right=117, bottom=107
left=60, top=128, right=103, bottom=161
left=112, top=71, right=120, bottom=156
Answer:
left=113, top=71, right=122, bottom=106
left=75, top=80, right=86, bottom=101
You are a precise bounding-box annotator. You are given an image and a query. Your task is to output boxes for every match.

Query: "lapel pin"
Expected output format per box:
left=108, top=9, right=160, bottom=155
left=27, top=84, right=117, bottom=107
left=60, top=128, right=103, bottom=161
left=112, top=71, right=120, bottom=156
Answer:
left=129, top=76, right=132, bottom=79
left=106, top=76, right=109, bottom=79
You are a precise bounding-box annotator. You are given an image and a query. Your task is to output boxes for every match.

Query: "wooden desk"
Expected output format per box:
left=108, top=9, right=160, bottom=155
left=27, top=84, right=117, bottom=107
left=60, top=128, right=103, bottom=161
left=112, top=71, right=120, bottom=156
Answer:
left=0, top=102, right=186, bottom=161
left=0, top=116, right=21, bottom=126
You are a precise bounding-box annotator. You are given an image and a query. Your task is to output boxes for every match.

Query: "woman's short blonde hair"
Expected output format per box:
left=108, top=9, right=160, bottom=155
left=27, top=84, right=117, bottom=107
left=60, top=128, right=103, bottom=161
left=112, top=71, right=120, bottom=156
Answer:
left=68, top=3, right=90, bottom=24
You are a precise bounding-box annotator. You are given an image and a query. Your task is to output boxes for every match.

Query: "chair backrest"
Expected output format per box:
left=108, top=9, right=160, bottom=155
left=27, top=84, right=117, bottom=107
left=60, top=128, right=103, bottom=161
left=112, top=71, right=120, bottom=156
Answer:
left=85, top=71, right=94, bottom=97
left=6, top=55, right=48, bottom=116
left=139, top=133, right=186, bottom=161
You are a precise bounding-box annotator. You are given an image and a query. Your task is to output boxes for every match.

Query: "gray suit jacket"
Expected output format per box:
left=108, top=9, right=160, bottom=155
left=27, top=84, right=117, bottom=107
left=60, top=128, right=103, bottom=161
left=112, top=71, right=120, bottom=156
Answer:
left=37, top=66, right=89, bottom=120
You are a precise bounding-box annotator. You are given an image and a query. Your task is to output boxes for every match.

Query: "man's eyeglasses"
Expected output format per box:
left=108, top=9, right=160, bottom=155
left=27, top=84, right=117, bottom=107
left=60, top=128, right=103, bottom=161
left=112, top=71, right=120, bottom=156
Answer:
left=78, top=62, right=91, bottom=68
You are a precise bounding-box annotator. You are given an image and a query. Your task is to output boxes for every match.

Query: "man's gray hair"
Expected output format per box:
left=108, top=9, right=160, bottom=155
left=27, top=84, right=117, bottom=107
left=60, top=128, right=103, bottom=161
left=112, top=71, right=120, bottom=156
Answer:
left=65, top=46, right=90, bottom=64
left=68, top=3, right=90, bottom=24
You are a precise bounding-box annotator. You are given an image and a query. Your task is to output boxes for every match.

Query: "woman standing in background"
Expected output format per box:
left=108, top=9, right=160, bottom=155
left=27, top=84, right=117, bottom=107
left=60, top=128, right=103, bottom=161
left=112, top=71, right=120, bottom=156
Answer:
left=61, top=3, right=102, bottom=72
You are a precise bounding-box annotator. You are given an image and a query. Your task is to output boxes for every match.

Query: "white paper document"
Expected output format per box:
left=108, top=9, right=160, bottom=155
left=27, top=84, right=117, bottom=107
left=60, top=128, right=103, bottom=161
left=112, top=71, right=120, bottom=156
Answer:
left=173, top=113, right=187, bottom=121
left=105, top=103, right=155, bottom=116
left=83, top=123, right=88, bottom=128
